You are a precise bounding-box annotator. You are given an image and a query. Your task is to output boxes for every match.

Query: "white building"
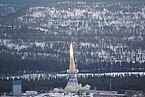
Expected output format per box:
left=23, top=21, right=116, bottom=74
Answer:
left=12, top=80, right=22, bottom=96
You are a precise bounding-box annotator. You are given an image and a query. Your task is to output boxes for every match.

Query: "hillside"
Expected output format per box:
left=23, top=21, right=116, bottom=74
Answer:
left=0, top=0, right=145, bottom=75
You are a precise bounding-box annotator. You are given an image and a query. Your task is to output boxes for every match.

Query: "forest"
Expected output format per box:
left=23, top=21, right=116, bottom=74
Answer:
left=0, top=0, right=145, bottom=95
left=0, top=74, right=145, bottom=95
left=0, top=57, right=145, bottom=76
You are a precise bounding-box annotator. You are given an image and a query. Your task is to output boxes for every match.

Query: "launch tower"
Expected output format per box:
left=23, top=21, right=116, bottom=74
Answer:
left=65, top=42, right=79, bottom=93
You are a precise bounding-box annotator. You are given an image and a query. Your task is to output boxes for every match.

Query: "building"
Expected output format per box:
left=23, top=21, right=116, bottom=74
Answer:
left=93, top=94, right=126, bottom=97
left=12, top=80, right=22, bottom=96
left=125, top=90, right=144, bottom=97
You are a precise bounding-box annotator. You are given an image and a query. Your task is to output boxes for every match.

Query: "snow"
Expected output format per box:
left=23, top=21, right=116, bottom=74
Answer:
left=35, top=93, right=79, bottom=97
left=1, top=72, right=145, bottom=81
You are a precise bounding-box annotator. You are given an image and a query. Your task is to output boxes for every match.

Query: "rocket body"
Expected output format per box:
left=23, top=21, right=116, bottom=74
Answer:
left=67, top=42, right=78, bottom=74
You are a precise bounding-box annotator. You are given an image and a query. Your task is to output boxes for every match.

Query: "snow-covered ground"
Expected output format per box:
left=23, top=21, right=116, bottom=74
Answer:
left=35, top=93, right=80, bottom=97
left=1, top=72, right=145, bottom=80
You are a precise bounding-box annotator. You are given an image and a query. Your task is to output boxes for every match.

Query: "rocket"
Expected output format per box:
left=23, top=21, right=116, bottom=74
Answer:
left=67, top=42, right=79, bottom=74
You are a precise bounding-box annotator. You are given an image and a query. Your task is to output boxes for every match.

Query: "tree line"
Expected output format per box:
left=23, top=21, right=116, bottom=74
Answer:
left=0, top=74, right=145, bottom=95
left=0, top=56, right=145, bottom=76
